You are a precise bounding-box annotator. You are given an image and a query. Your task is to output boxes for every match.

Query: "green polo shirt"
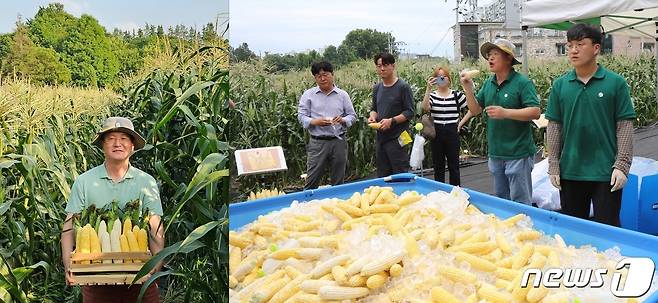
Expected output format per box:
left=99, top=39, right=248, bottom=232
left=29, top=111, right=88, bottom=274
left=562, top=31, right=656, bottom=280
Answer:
left=65, top=164, right=164, bottom=216
left=475, top=70, right=540, bottom=160
left=546, top=65, right=636, bottom=181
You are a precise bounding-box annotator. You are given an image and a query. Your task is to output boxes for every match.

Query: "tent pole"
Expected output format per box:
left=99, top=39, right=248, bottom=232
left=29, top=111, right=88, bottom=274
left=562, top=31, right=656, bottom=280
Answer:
left=522, top=26, right=529, bottom=75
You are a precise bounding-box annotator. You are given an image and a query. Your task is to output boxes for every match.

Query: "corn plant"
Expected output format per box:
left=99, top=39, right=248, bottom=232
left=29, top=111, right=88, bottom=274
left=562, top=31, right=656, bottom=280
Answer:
left=230, top=55, right=657, bottom=200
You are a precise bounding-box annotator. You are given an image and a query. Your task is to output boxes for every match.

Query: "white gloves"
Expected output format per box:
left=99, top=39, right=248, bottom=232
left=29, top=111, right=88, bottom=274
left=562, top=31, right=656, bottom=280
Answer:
left=549, top=174, right=561, bottom=190
left=610, top=168, right=627, bottom=192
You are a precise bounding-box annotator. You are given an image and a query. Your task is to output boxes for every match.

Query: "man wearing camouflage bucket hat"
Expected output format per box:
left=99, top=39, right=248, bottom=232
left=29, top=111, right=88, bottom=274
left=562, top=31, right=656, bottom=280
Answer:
left=459, top=38, right=541, bottom=205
left=61, top=117, right=165, bottom=302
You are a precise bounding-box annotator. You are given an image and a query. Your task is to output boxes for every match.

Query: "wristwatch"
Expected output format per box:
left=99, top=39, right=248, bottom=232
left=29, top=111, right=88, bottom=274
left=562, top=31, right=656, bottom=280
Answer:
left=390, top=118, right=397, bottom=126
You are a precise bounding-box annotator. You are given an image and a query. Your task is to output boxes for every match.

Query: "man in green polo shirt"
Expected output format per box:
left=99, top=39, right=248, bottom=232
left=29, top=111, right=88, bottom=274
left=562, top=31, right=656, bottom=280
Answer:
left=459, top=38, right=541, bottom=204
left=60, top=117, right=165, bottom=302
left=546, top=24, right=635, bottom=226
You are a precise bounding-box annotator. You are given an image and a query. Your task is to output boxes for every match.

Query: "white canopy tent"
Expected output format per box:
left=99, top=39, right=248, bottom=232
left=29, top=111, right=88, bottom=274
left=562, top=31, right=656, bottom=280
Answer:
left=521, top=0, right=658, bottom=107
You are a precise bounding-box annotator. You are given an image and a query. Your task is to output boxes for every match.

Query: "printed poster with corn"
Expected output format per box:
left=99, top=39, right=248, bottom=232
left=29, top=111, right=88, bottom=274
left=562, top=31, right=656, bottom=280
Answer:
left=235, top=146, right=288, bottom=176
left=70, top=199, right=152, bottom=285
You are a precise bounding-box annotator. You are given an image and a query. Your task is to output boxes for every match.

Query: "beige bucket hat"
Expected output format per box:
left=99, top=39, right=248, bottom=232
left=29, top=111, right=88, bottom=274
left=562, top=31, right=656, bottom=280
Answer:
left=480, top=38, right=522, bottom=65
left=92, top=117, right=146, bottom=150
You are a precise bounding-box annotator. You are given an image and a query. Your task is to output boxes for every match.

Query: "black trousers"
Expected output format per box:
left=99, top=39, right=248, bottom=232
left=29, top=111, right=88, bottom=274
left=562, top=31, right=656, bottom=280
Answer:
left=431, top=123, right=460, bottom=186
left=560, top=179, right=622, bottom=227
left=376, top=139, right=410, bottom=177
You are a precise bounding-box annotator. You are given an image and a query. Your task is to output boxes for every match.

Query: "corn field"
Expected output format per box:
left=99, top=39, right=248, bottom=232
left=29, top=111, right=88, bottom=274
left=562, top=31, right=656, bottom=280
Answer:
left=0, top=42, right=229, bottom=302
left=229, top=55, right=657, bottom=200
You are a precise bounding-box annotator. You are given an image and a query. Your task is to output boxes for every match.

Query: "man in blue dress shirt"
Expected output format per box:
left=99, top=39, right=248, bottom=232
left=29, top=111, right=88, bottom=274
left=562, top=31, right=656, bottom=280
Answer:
left=298, top=61, right=357, bottom=190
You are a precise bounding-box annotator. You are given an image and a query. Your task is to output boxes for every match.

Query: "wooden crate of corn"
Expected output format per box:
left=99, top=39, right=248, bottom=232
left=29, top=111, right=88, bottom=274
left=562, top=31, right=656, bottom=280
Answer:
left=70, top=199, right=152, bottom=285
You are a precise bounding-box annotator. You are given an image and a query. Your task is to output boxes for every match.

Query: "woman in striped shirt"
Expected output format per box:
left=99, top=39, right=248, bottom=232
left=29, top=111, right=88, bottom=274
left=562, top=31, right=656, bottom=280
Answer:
left=422, top=66, right=473, bottom=185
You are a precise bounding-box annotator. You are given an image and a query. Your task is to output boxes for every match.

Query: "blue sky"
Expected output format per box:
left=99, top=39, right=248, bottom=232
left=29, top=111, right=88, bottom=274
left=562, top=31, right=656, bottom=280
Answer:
left=1, top=0, right=228, bottom=35
left=230, top=0, right=461, bottom=57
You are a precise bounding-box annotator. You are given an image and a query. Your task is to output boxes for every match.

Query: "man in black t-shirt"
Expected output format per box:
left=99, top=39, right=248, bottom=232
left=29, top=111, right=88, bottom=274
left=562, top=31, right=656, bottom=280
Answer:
left=367, top=53, right=415, bottom=177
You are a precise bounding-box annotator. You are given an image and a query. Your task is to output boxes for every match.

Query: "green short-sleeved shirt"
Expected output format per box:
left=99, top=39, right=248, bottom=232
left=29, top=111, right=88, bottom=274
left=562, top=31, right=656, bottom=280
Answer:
left=545, top=65, right=636, bottom=181
left=475, top=70, right=540, bottom=160
left=65, top=164, right=164, bottom=216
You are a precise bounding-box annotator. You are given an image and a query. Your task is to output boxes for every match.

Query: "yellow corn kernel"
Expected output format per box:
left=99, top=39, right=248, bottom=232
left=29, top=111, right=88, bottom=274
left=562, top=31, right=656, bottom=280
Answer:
left=437, top=266, right=477, bottom=284
left=229, top=275, right=238, bottom=288
left=454, top=223, right=472, bottom=231
left=258, top=226, right=278, bottom=236
left=397, top=193, right=422, bottom=206
left=447, top=241, right=497, bottom=255
left=250, top=276, right=291, bottom=303
left=311, top=255, right=350, bottom=278
left=517, top=230, right=542, bottom=241
left=454, top=230, right=476, bottom=245
left=528, top=253, right=547, bottom=269
left=337, top=202, right=365, bottom=217
left=526, top=286, right=549, bottom=303
left=294, top=293, right=321, bottom=303
left=300, top=280, right=339, bottom=294
left=439, top=228, right=455, bottom=246
left=465, top=294, right=478, bottom=303
left=496, top=256, right=514, bottom=268
left=370, top=203, right=400, bottom=214
left=331, top=265, right=348, bottom=285
left=512, top=243, right=534, bottom=269
left=360, top=251, right=404, bottom=276
left=119, top=234, right=130, bottom=263
left=229, top=247, right=242, bottom=275
left=375, top=190, right=396, bottom=204
left=123, top=218, right=132, bottom=236
left=296, top=220, right=322, bottom=232
left=254, top=235, right=268, bottom=249
left=318, top=286, right=370, bottom=300
left=455, top=252, right=496, bottom=272
left=324, top=220, right=339, bottom=233
left=137, top=228, right=148, bottom=252
left=503, top=214, right=526, bottom=226
left=423, top=228, right=439, bottom=249
left=495, top=278, right=510, bottom=290
left=465, top=204, right=482, bottom=215
left=389, top=263, right=403, bottom=277
left=463, top=230, right=488, bottom=244
left=430, top=286, right=460, bottom=303
left=366, top=272, right=389, bottom=289
left=495, top=267, right=520, bottom=281
left=348, top=275, right=367, bottom=287
left=346, top=256, right=370, bottom=276
left=229, top=231, right=253, bottom=249
left=478, top=283, right=513, bottom=303
left=409, top=228, right=424, bottom=240
left=321, top=204, right=352, bottom=221
left=293, top=214, right=313, bottom=222
left=495, top=232, right=512, bottom=254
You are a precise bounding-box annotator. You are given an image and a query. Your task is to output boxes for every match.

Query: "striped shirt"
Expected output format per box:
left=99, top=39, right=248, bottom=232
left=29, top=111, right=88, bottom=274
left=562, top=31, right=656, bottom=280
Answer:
left=428, top=90, right=467, bottom=124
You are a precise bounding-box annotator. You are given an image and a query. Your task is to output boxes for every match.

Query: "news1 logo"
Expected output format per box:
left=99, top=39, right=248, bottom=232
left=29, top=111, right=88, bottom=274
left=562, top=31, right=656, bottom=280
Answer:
left=521, top=257, right=656, bottom=298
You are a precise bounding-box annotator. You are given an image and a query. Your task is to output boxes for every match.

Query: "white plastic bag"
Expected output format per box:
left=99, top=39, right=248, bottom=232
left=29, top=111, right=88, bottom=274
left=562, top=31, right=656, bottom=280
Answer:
left=409, top=134, right=425, bottom=170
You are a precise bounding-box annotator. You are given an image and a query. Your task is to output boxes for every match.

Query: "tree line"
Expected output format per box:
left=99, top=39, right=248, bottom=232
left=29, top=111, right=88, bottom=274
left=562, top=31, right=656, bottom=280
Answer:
left=0, top=3, right=221, bottom=87
left=230, top=28, right=399, bottom=72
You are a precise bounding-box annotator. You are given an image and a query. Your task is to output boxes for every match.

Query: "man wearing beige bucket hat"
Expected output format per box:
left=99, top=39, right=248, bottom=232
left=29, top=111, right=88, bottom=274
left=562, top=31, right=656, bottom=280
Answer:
left=61, top=117, right=164, bottom=302
left=459, top=38, right=541, bottom=205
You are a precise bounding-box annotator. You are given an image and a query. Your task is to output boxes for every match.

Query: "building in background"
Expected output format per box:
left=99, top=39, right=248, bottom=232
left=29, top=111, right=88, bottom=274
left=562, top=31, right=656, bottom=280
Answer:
left=453, top=0, right=654, bottom=62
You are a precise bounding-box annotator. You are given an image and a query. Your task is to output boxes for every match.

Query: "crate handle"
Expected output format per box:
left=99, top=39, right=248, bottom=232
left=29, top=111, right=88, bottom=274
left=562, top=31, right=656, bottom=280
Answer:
left=652, top=203, right=658, bottom=210
left=384, top=173, right=417, bottom=183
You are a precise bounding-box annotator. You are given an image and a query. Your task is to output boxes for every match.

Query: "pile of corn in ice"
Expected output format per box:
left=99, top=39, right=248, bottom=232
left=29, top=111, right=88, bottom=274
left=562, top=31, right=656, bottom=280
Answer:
left=229, top=186, right=657, bottom=303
